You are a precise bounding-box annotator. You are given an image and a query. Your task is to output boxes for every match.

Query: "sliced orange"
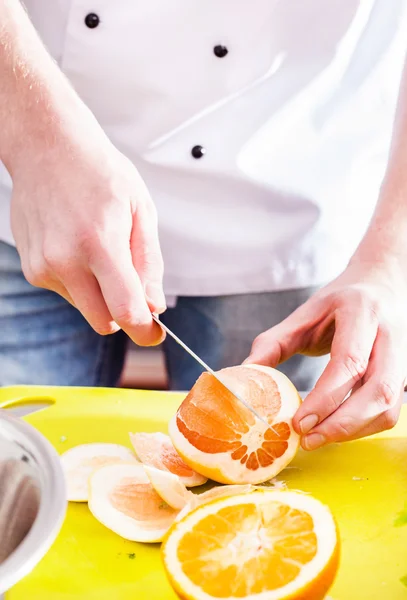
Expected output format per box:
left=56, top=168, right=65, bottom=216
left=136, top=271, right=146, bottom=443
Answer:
left=60, top=443, right=138, bottom=502
left=162, top=490, right=339, bottom=600
left=129, top=432, right=207, bottom=487
left=88, top=463, right=179, bottom=542
left=144, top=465, right=194, bottom=510
left=169, top=365, right=301, bottom=485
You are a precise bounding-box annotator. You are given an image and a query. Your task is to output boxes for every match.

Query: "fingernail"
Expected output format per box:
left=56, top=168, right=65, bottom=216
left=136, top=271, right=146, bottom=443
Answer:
left=303, top=433, right=325, bottom=451
left=149, top=329, right=166, bottom=347
left=145, top=283, right=166, bottom=314
left=299, top=414, right=319, bottom=434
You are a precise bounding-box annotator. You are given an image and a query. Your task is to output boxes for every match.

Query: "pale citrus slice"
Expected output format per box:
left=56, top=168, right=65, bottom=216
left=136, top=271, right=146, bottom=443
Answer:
left=60, top=443, right=138, bottom=502
left=144, top=465, right=194, bottom=510
left=162, top=490, right=339, bottom=600
left=129, top=432, right=207, bottom=487
left=169, top=365, right=301, bottom=485
left=88, top=463, right=179, bottom=542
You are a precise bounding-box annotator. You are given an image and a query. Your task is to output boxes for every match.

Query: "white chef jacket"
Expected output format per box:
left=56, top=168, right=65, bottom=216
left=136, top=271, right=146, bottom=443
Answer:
left=0, top=1, right=406, bottom=299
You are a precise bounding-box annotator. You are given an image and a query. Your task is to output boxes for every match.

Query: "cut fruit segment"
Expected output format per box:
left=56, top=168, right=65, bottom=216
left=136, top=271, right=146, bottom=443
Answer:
left=129, top=432, right=207, bottom=487
left=162, top=490, right=339, bottom=600
left=60, top=443, right=138, bottom=502
left=144, top=465, right=194, bottom=510
left=88, top=463, right=179, bottom=543
left=169, top=365, right=302, bottom=485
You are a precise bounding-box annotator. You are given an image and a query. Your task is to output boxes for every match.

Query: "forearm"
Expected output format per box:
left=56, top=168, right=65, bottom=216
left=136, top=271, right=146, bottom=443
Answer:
left=0, top=0, right=98, bottom=174
left=353, top=57, right=407, bottom=268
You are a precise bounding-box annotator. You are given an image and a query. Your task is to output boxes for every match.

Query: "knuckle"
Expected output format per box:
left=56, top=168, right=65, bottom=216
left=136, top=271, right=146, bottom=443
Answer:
left=342, top=353, right=368, bottom=381
left=252, top=331, right=269, bottom=350
left=337, top=287, right=360, bottom=305
left=380, top=410, right=399, bottom=431
left=140, top=249, right=164, bottom=271
left=114, top=308, right=137, bottom=327
left=42, top=254, right=62, bottom=274
left=23, top=266, right=43, bottom=287
left=21, top=258, right=45, bottom=287
left=366, top=300, right=380, bottom=321
left=42, top=243, right=71, bottom=274
left=329, top=417, right=355, bottom=440
left=323, top=392, right=341, bottom=415
left=93, top=323, right=118, bottom=336
left=112, top=305, right=163, bottom=346
left=113, top=305, right=149, bottom=329
left=250, top=334, right=268, bottom=358
left=339, top=287, right=380, bottom=318
left=77, top=230, right=100, bottom=258
left=374, top=379, right=400, bottom=409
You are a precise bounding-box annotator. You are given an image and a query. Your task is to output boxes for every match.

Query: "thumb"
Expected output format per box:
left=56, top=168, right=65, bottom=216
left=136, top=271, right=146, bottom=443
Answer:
left=131, top=200, right=166, bottom=315
left=243, top=301, right=321, bottom=367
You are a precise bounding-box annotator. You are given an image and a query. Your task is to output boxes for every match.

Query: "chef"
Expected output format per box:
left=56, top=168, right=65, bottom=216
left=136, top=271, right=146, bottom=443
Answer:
left=1, top=0, right=407, bottom=451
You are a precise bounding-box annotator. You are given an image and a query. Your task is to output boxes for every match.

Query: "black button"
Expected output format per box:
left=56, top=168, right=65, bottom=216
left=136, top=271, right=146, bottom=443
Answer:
left=214, top=45, right=228, bottom=58
left=191, top=145, right=206, bottom=159
left=85, top=13, right=100, bottom=28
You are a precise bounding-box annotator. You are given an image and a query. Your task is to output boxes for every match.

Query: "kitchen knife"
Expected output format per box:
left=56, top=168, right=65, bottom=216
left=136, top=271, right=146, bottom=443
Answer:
left=152, top=314, right=269, bottom=427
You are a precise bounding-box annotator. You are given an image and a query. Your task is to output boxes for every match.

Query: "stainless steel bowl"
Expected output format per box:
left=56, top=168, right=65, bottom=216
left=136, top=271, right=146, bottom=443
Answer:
left=0, top=410, right=66, bottom=595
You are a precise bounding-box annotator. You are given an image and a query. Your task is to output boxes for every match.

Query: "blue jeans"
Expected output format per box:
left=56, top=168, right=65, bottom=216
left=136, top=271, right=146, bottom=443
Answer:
left=0, top=242, right=327, bottom=390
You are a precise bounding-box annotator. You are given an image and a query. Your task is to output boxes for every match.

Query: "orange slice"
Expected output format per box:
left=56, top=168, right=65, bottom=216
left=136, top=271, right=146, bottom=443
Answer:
left=144, top=465, right=194, bottom=510
left=129, top=432, right=207, bottom=487
left=162, top=490, right=339, bottom=600
left=88, top=463, right=179, bottom=542
left=169, top=365, right=301, bottom=485
left=60, top=443, right=138, bottom=502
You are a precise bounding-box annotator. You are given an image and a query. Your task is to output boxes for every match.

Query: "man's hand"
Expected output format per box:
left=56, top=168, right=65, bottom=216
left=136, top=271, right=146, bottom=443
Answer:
left=247, top=52, right=407, bottom=449
left=0, top=0, right=164, bottom=346
left=11, top=134, right=165, bottom=346
left=245, top=260, right=407, bottom=449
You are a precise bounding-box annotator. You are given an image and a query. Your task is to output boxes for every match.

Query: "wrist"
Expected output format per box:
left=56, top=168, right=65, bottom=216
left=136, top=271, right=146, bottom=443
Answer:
left=349, top=235, right=407, bottom=285
left=350, top=181, right=407, bottom=273
left=3, top=85, right=104, bottom=176
left=0, top=0, right=106, bottom=176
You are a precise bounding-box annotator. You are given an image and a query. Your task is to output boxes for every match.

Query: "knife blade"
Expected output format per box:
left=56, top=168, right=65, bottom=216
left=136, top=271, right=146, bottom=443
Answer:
left=152, top=314, right=269, bottom=428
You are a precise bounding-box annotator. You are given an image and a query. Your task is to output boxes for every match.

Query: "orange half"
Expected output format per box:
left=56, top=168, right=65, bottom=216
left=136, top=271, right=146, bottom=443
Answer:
left=162, top=490, right=339, bottom=600
left=169, top=365, right=301, bottom=484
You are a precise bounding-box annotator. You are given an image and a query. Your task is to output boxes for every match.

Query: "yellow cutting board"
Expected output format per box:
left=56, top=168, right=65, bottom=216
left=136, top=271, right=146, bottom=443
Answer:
left=1, top=385, right=407, bottom=600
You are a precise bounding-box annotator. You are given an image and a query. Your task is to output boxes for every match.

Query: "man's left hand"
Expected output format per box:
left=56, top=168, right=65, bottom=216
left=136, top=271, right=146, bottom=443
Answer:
left=245, top=259, right=407, bottom=450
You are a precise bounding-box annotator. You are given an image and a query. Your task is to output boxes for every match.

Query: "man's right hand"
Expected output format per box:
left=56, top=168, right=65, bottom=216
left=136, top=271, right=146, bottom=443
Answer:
left=1, top=0, right=164, bottom=346
left=11, top=131, right=165, bottom=346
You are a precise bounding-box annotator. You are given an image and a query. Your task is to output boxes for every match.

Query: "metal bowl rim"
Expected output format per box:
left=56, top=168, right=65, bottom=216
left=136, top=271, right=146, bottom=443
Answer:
left=0, top=411, right=67, bottom=594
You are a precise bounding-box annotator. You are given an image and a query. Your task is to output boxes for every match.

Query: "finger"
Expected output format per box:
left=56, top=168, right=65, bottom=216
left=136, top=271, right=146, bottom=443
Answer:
left=302, top=328, right=405, bottom=449
left=37, top=275, right=75, bottom=307
left=47, top=281, right=75, bottom=307
left=131, top=198, right=166, bottom=314
left=343, top=400, right=402, bottom=442
left=63, top=271, right=120, bottom=335
left=22, top=252, right=75, bottom=307
left=294, top=305, right=378, bottom=435
left=243, top=298, right=326, bottom=367
left=91, top=246, right=164, bottom=346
